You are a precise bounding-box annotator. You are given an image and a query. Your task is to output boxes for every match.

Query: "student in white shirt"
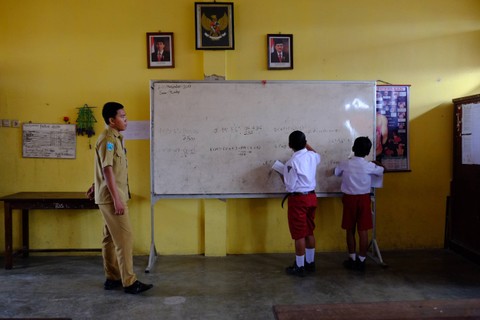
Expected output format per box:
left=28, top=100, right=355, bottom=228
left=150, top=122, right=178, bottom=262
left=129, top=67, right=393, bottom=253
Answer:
left=282, top=131, right=321, bottom=277
left=334, top=136, right=384, bottom=271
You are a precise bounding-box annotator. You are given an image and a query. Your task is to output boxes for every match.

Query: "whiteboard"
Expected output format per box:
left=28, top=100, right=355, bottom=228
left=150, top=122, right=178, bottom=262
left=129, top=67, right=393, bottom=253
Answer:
left=22, top=123, right=76, bottom=159
left=151, top=80, right=376, bottom=198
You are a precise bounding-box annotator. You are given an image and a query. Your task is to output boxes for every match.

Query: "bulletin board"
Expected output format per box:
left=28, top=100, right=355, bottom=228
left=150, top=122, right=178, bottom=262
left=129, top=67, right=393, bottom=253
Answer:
left=22, top=123, right=76, bottom=159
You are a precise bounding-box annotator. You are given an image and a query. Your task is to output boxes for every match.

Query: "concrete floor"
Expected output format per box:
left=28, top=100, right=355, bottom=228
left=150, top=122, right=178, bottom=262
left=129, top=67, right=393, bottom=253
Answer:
left=1, top=249, right=479, bottom=319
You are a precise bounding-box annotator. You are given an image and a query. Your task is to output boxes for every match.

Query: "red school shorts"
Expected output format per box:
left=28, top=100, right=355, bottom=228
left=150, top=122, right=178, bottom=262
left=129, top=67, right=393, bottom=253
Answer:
left=287, top=193, right=317, bottom=240
left=341, top=193, right=373, bottom=231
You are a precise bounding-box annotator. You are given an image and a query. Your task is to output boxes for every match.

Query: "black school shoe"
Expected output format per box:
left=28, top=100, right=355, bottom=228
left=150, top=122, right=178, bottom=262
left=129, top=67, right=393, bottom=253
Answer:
left=343, top=258, right=366, bottom=272
left=356, top=258, right=366, bottom=272
left=285, top=262, right=306, bottom=277
left=342, top=258, right=356, bottom=270
left=124, top=280, right=154, bottom=294
left=305, top=261, right=316, bottom=273
left=104, top=279, right=122, bottom=290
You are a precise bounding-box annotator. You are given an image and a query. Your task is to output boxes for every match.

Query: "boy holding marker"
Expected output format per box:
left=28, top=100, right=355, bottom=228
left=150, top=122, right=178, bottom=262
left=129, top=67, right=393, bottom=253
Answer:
left=282, top=130, right=321, bottom=277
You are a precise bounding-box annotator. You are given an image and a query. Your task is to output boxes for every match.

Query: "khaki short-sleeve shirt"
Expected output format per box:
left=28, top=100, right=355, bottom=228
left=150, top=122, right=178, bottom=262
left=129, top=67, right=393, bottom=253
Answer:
left=94, top=127, right=129, bottom=204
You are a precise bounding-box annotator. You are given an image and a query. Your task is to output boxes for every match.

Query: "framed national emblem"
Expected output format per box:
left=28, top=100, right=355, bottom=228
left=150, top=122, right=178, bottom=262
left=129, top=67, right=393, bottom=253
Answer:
left=195, top=2, right=234, bottom=50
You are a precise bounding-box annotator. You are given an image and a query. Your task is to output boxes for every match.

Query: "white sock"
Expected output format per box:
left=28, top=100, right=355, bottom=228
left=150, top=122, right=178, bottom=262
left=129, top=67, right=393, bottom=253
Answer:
left=358, top=255, right=366, bottom=262
left=296, top=255, right=305, bottom=267
left=306, top=248, right=315, bottom=263
left=349, top=253, right=356, bottom=261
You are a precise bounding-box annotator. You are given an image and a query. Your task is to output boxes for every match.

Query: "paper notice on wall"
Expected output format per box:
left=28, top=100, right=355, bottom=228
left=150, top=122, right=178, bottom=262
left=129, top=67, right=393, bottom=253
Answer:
left=371, top=175, right=383, bottom=188
left=123, top=121, right=150, bottom=140
left=461, top=103, right=480, bottom=165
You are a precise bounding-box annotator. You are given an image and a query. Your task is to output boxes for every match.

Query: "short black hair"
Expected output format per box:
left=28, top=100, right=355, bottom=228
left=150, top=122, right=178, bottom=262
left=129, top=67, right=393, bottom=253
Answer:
left=289, top=130, right=307, bottom=151
left=352, top=136, right=372, bottom=157
left=102, top=102, right=124, bottom=125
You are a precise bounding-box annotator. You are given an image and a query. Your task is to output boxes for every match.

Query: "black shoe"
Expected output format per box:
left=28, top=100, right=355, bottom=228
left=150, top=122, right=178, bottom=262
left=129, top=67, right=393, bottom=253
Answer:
left=124, top=280, right=153, bottom=294
left=285, top=262, right=306, bottom=277
left=342, top=258, right=356, bottom=270
left=356, top=258, right=366, bottom=272
left=305, top=261, right=316, bottom=273
left=104, top=279, right=122, bottom=290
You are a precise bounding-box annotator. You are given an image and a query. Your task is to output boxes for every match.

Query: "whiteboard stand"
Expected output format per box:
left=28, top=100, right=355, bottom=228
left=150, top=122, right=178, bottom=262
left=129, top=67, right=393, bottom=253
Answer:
left=145, top=202, right=157, bottom=273
left=147, top=80, right=378, bottom=271
left=367, top=193, right=388, bottom=267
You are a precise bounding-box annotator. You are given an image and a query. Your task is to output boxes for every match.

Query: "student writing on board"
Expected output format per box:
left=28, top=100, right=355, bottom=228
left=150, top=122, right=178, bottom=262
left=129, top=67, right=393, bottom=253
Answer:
left=334, top=137, right=384, bottom=272
left=281, top=131, right=321, bottom=278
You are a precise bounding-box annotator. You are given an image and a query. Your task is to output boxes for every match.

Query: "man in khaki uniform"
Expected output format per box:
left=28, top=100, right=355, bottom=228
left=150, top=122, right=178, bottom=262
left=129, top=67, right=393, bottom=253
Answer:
left=87, top=102, right=153, bottom=294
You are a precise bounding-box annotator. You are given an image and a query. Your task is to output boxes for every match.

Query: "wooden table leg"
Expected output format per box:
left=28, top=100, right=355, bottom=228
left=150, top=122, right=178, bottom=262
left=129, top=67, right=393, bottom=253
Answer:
left=4, top=202, right=13, bottom=269
left=22, top=209, right=29, bottom=257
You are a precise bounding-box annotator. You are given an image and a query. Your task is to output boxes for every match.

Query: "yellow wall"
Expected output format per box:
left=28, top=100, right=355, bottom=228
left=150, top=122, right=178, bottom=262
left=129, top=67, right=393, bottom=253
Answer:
left=1, top=0, right=479, bottom=256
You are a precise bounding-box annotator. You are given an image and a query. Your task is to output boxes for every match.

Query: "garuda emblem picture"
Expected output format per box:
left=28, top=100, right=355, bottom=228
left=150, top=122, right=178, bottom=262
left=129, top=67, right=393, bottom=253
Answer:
left=195, top=2, right=234, bottom=50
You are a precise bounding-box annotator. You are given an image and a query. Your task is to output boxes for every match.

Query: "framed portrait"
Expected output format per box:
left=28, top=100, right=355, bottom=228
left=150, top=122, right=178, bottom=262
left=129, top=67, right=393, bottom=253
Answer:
left=267, top=34, right=293, bottom=70
left=147, top=32, right=174, bottom=68
left=195, top=2, right=234, bottom=50
left=376, top=84, right=411, bottom=172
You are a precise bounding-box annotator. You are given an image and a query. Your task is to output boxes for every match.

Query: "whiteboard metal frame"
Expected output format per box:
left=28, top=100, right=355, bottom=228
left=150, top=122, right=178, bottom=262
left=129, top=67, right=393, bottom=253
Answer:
left=146, top=80, right=384, bottom=272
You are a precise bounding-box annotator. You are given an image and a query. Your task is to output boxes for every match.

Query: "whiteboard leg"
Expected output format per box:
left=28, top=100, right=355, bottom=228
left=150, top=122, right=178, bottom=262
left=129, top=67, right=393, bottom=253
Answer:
left=367, top=193, right=387, bottom=267
left=145, top=202, right=157, bottom=273
left=368, top=239, right=386, bottom=267
left=145, top=241, right=157, bottom=273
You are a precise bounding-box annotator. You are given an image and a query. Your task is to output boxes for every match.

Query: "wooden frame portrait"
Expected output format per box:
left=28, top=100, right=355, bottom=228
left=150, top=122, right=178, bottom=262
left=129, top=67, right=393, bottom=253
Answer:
left=267, top=34, right=293, bottom=70
left=147, top=32, right=174, bottom=68
left=195, top=2, right=234, bottom=50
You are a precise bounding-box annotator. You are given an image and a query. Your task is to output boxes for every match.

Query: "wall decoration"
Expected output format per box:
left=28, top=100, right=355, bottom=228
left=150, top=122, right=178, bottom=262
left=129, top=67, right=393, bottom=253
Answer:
left=76, top=104, right=97, bottom=137
left=267, top=34, right=293, bottom=70
left=376, top=85, right=411, bottom=171
left=147, top=32, right=174, bottom=68
left=195, top=2, right=234, bottom=50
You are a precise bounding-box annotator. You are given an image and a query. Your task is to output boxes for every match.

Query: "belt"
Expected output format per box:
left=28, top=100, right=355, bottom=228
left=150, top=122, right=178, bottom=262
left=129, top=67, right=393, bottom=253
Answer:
left=292, top=191, right=315, bottom=195
left=281, top=190, right=315, bottom=208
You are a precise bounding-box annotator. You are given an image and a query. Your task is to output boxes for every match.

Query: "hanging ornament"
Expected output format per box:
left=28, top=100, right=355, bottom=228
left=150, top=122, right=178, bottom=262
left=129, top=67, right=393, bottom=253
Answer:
left=76, top=104, right=97, bottom=138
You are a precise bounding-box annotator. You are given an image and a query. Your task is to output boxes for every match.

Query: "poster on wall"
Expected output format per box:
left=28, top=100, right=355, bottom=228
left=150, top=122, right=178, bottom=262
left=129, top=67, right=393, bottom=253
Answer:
left=461, top=102, right=480, bottom=165
left=376, top=85, right=411, bottom=172
left=22, top=123, right=76, bottom=159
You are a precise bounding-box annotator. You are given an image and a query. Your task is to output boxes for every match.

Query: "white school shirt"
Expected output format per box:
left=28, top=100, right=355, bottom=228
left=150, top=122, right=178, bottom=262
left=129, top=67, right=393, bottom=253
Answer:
left=334, top=156, right=384, bottom=195
left=283, top=148, right=321, bottom=193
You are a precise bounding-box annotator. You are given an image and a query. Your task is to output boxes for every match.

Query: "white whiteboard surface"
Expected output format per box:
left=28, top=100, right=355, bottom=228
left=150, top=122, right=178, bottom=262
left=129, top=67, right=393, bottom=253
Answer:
left=151, top=80, right=375, bottom=198
left=22, top=123, right=76, bottom=159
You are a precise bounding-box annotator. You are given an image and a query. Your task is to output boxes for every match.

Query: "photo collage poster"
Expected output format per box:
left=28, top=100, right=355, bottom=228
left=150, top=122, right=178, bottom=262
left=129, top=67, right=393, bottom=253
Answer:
left=376, top=85, right=410, bottom=171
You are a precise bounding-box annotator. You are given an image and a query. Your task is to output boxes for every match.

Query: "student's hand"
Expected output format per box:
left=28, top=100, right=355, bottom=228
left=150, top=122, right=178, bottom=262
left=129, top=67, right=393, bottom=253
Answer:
left=86, top=183, right=95, bottom=200
left=113, top=198, right=126, bottom=215
left=306, top=143, right=316, bottom=153
left=372, top=160, right=385, bottom=168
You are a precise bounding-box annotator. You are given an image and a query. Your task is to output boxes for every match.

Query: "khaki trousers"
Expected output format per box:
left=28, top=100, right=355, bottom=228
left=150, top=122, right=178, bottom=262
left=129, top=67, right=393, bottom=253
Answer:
left=99, top=203, right=137, bottom=287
